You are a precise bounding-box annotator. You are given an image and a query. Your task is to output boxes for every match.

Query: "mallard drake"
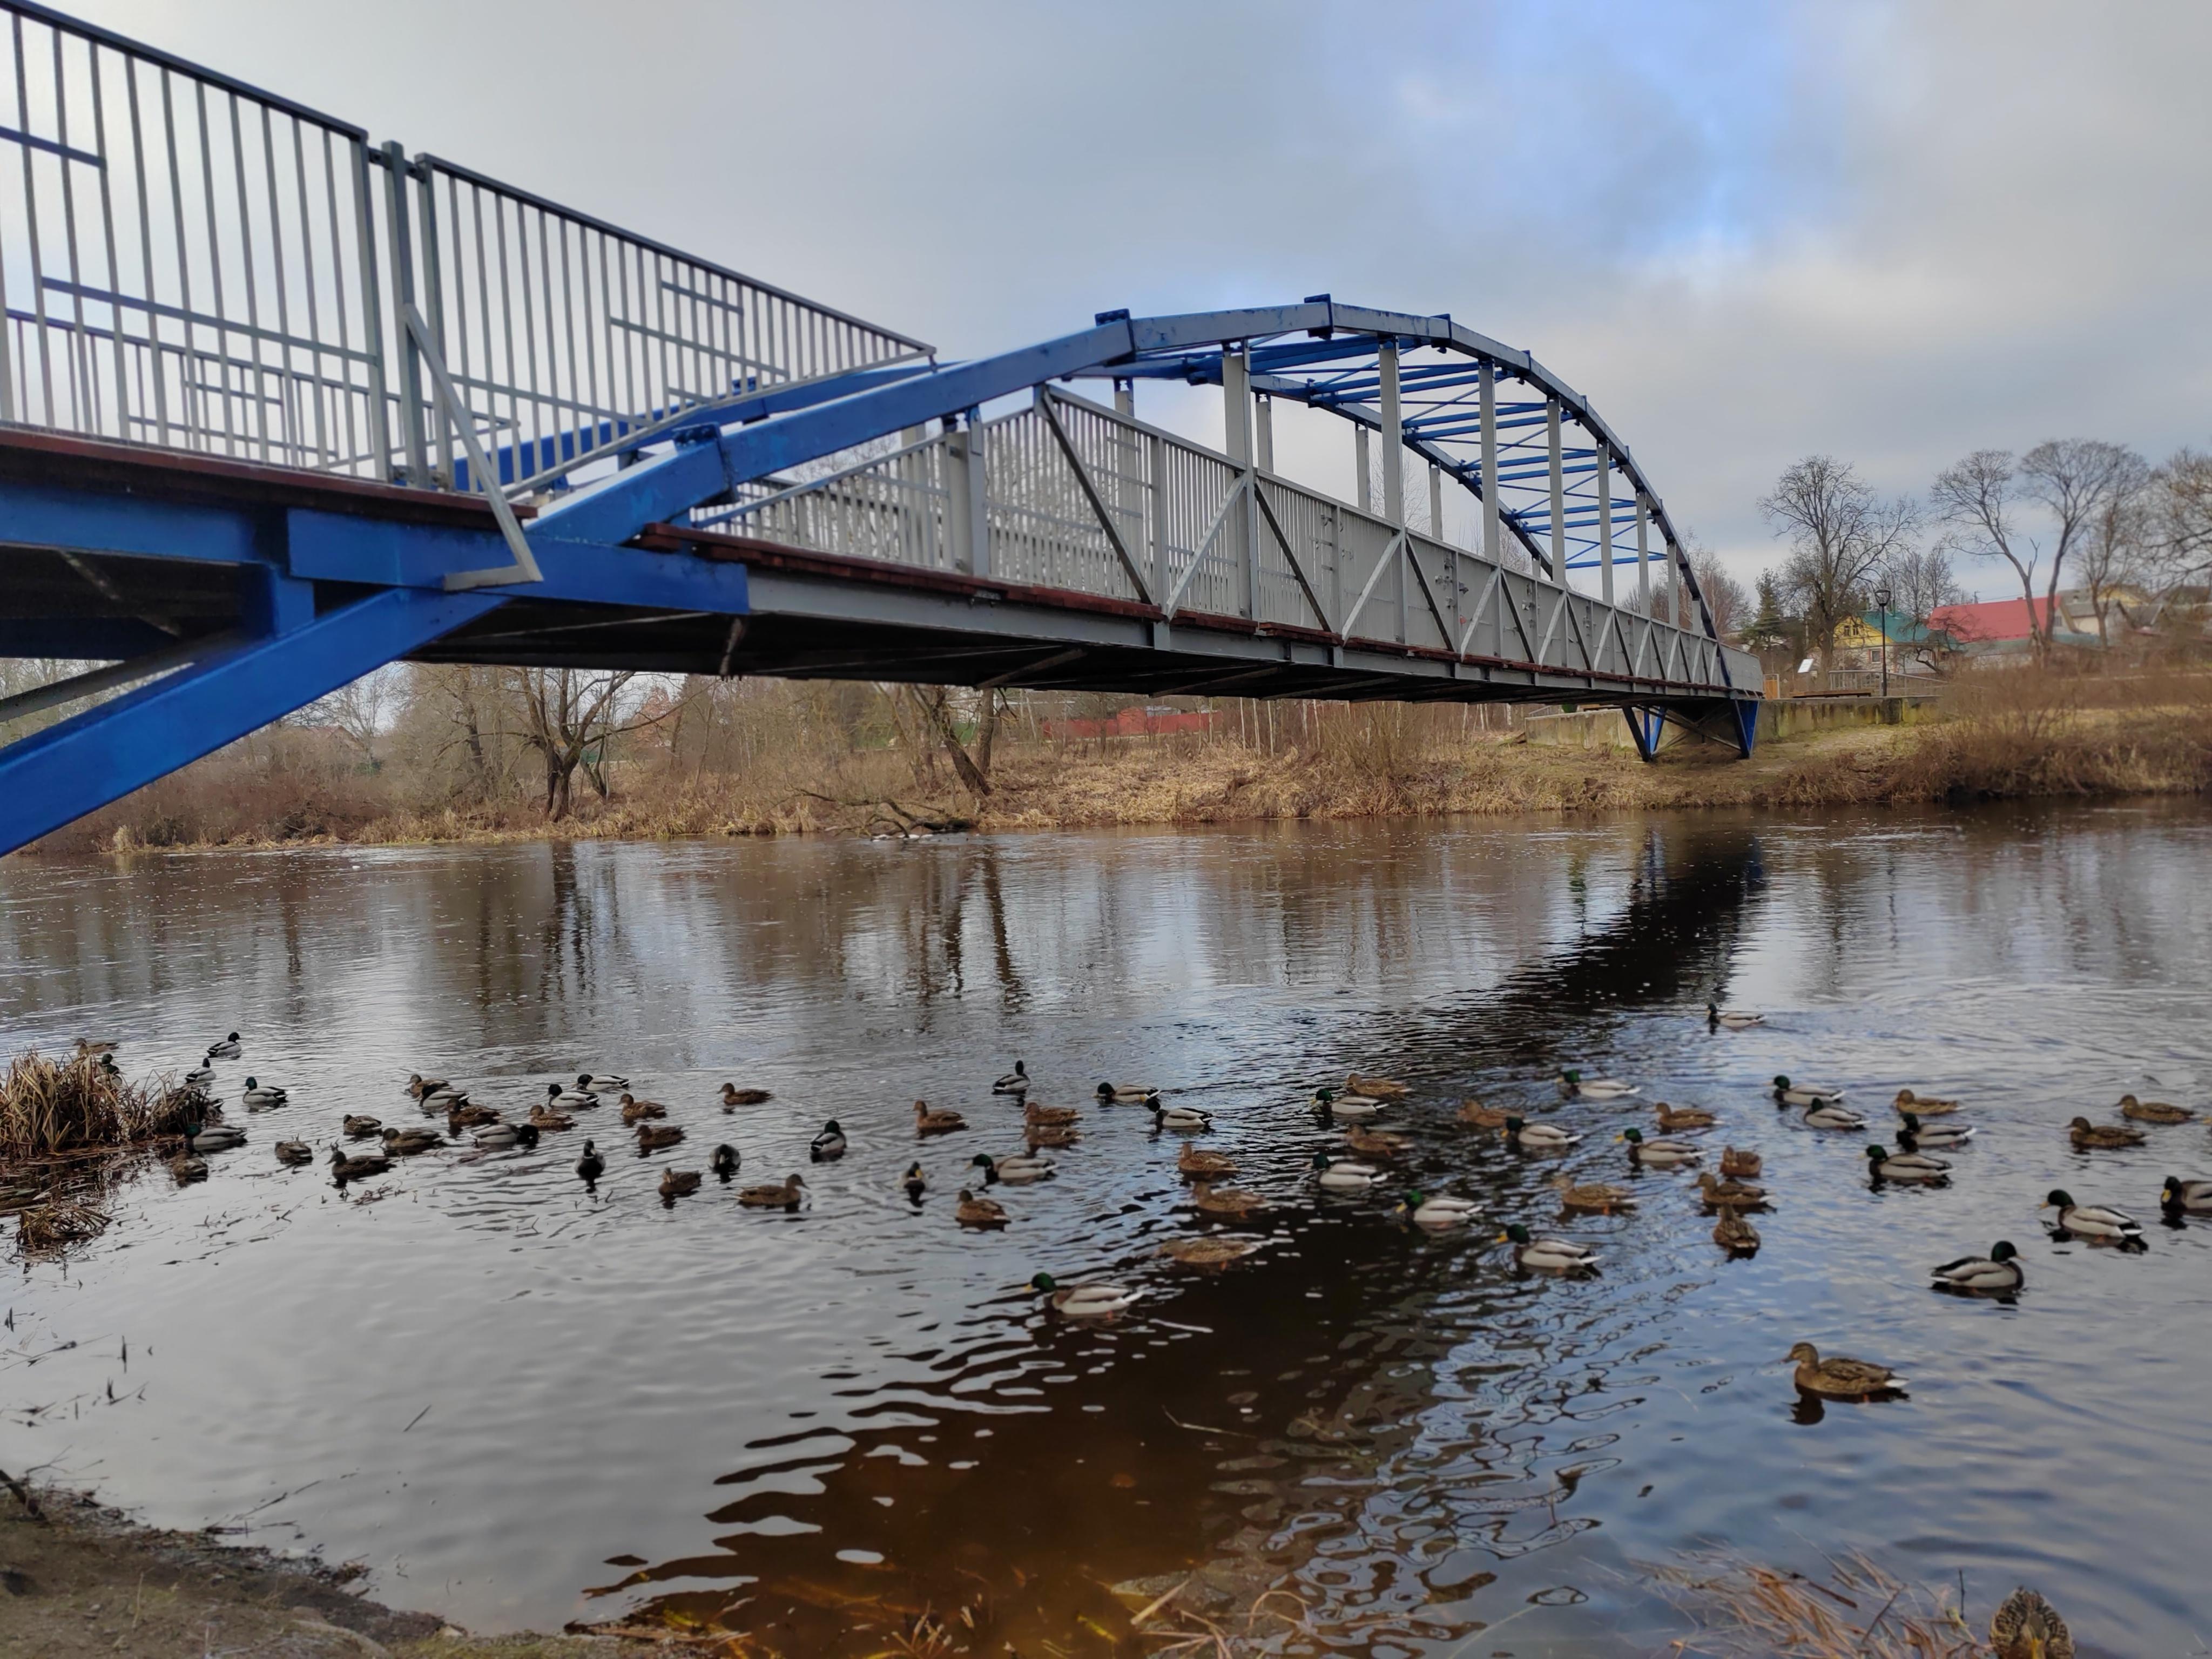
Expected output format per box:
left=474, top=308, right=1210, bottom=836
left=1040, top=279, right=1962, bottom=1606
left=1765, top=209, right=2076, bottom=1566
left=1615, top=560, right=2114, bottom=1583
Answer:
left=381, top=1125, right=443, bottom=1155
left=1177, top=1143, right=1236, bottom=1179
left=1343, top=1123, right=1407, bottom=1158
left=2069, top=1116, right=2144, bottom=1151
left=1803, top=1102, right=1866, bottom=1131
left=1694, top=1171, right=1769, bottom=1209
left=1786, top=1342, right=1905, bottom=1398
left=1027, top=1272, right=1141, bottom=1316
left=184, top=1062, right=215, bottom=1087
left=1773, top=1075, right=1844, bottom=1107
left=1720, top=1145, right=1763, bottom=1178
left=1866, top=1143, right=1950, bottom=1182
left=719, top=1084, right=772, bottom=1109
left=810, top=1120, right=848, bottom=1161
left=1397, top=1191, right=1482, bottom=1229
left=406, top=1073, right=449, bottom=1100
left=547, top=1081, right=597, bottom=1110
left=1312, top=1088, right=1384, bottom=1122
left=446, top=1101, right=500, bottom=1129
left=529, top=1103, right=574, bottom=1131
left=1192, top=1179, right=1270, bottom=1217
left=187, top=1122, right=246, bottom=1151
left=954, top=1188, right=1007, bottom=1228
left=618, top=1094, right=668, bottom=1125
left=473, top=1122, right=539, bottom=1150
left=1712, top=1207, right=1760, bottom=1253
left=740, top=1174, right=807, bottom=1210
left=1654, top=1102, right=1716, bottom=1131
left=1503, top=1116, right=1581, bottom=1151
left=659, top=1168, right=702, bottom=1200
left=1551, top=1174, right=1637, bottom=1213
left=1346, top=1072, right=1410, bottom=1098
left=971, top=1150, right=1054, bottom=1185
left=1023, top=1101, right=1080, bottom=1127
left=711, top=1144, right=740, bottom=1179
left=913, top=1100, right=966, bottom=1136
left=342, top=1114, right=381, bottom=1139
left=1149, top=1101, right=1213, bottom=1131
left=1619, top=1127, right=1700, bottom=1166
left=1500, top=1224, right=1597, bottom=1272
left=273, top=1139, right=313, bottom=1165
left=1458, top=1098, right=1509, bottom=1129
left=1706, top=1003, right=1764, bottom=1029
left=420, top=1085, right=469, bottom=1110
left=2041, top=1189, right=2142, bottom=1244
left=1307, top=1152, right=1379, bottom=1192
left=1095, top=1082, right=1161, bottom=1105
left=241, top=1077, right=288, bottom=1109
left=1159, top=1236, right=1260, bottom=1267
left=329, top=1145, right=390, bottom=1182
left=1893, top=1088, right=1959, bottom=1116
left=1557, top=1069, right=1637, bottom=1098
left=206, top=1033, right=241, bottom=1059
left=576, top=1073, right=629, bottom=1093
left=1932, top=1239, right=2024, bottom=1293
left=575, top=1141, right=605, bottom=1185
left=1024, top=1122, right=1082, bottom=1148
left=1897, top=1111, right=1974, bottom=1150
left=2119, top=1094, right=2191, bottom=1124
left=170, top=1153, right=208, bottom=1182
left=992, top=1062, right=1031, bottom=1095
left=1988, top=1587, right=2072, bottom=1659
left=635, top=1123, right=685, bottom=1152
left=2161, top=1175, right=2212, bottom=1213
left=899, top=1161, right=928, bottom=1200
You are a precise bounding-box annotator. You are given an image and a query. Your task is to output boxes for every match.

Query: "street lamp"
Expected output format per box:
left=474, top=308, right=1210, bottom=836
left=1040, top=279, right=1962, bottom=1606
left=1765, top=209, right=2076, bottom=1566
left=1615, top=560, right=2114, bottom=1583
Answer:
left=1872, top=584, right=1893, bottom=699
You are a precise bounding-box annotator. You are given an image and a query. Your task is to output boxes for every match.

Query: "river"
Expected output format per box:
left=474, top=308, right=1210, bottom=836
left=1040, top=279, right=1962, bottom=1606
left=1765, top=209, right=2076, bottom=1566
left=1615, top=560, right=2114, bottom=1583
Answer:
left=1, top=802, right=2207, bottom=1654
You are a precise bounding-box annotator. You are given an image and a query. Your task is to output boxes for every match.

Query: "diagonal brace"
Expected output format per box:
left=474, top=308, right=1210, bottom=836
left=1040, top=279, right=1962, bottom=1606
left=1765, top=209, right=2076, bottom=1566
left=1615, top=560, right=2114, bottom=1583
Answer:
left=1036, top=392, right=1151, bottom=604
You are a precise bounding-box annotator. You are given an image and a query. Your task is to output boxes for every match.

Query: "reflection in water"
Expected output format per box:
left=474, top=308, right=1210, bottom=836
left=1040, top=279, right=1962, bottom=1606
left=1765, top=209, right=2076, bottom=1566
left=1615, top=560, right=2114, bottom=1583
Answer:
left=1, top=802, right=2209, bottom=1653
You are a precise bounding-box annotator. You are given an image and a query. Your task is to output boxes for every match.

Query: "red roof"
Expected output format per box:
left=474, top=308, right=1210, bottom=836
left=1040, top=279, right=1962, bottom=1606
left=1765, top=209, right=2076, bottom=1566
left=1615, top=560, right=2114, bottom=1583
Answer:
left=1929, top=596, right=2053, bottom=643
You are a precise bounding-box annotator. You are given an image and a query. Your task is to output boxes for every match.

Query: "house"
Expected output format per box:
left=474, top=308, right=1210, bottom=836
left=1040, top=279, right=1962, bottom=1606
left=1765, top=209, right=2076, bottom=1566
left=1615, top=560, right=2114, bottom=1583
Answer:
left=1925, top=596, right=2101, bottom=658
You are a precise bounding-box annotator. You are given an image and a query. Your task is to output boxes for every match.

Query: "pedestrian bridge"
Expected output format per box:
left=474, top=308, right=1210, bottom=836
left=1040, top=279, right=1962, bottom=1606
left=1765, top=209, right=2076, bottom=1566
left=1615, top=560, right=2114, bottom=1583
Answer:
left=0, top=1, right=1758, bottom=856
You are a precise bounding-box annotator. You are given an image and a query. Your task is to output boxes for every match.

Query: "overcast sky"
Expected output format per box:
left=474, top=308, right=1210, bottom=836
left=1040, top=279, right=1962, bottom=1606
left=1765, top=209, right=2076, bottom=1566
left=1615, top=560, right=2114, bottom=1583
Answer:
left=73, top=1, right=2212, bottom=595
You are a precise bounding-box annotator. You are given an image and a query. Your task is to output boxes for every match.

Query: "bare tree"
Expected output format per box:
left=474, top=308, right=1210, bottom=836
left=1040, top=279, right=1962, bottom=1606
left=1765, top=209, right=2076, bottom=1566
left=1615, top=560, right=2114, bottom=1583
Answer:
left=2075, top=451, right=2154, bottom=644
left=2153, top=447, right=2212, bottom=595
left=1688, top=548, right=1750, bottom=641
left=306, top=664, right=402, bottom=768
left=1879, top=546, right=1965, bottom=629
left=1759, top=457, right=1917, bottom=685
left=509, top=669, right=687, bottom=819
left=1931, top=440, right=2139, bottom=654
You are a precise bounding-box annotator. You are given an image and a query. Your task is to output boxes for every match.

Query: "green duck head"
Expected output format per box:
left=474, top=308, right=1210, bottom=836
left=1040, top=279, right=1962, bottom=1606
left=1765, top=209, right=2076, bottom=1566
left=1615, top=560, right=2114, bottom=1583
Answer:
left=969, top=1152, right=995, bottom=1172
left=1309, top=1150, right=1334, bottom=1170
left=1503, top=1116, right=1526, bottom=1132
left=1901, top=1111, right=1923, bottom=1132
left=1771, top=1075, right=1792, bottom=1091
left=1621, top=1127, right=1645, bottom=1144
left=1500, top=1223, right=1533, bottom=1244
left=1988, top=1240, right=2019, bottom=1262
left=2041, top=1189, right=2073, bottom=1209
left=1864, top=1144, right=1891, bottom=1163
left=1029, top=1272, right=1057, bottom=1292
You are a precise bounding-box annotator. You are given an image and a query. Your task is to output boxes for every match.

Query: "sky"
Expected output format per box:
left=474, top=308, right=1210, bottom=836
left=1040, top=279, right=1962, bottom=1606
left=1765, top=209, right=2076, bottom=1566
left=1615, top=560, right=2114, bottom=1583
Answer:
left=66, top=1, right=2212, bottom=596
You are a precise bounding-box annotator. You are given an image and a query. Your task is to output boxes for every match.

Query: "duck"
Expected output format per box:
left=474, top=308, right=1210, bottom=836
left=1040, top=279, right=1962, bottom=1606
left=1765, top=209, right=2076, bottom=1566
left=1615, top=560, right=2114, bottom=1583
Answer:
left=1551, top=1174, right=1637, bottom=1213
left=446, top=1101, right=501, bottom=1129
left=1988, top=1587, right=2072, bottom=1659
left=1706, top=1003, right=1764, bottom=1029
left=635, top=1123, right=685, bottom=1152
left=972, top=1150, right=1054, bottom=1185
left=1557, top=1069, right=1637, bottom=1098
left=954, top=1188, right=1008, bottom=1229
left=576, top=1073, right=629, bottom=1094
left=1865, top=1143, right=1950, bottom=1183
left=75, top=1036, right=122, bottom=1057
left=1159, top=1236, right=1261, bottom=1267
left=1897, top=1111, right=1975, bottom=1150
left=170, top=1153, right=208, bottom=1182
left=739, top=1173, right=808, bottom=1211
left=899, top=1161, right=928, bottom=1201
left=1694, top=1171, right=1769, bottom=1209
left=1892, top=1088, right=1960, bottom=1116
left=420, top=1085, right=469, bottom=1110
left=1192, top=1179, right=1270, bottom=1217
left=186, top=1122, right=246, bottom=1151
left=1095, top=1082, right=1161, bottom=1105
left=1149, top=1101, right=1213, bottom=1131
left=342, top=1114, right=382, bottom=1139
left=1619, top=1127, right=1700, bottom=1166
left=1931, top=1239, right=2024, bottom=1294
left=810, top=1120, right=848, bottom=1161
left=240, top=1077, right=288, bottom=1109
left=546, top=1081, right=597, bottom=1110
left=1772, top=1075, right=1844, bottom=1107
left=992, top=1062, right=1031, bottom=1095
left=472, top=1122, right=540, bottom=1150
left=1786, top=1342, right=1905, bottom=1398
left=1177, top=1143, right=1237, bottom=1179
left=575, top=1141, right=606, bottom=1185
left=1712, top=1207, right=1761, bottom=1253
left=2119, top=1094, right=2191, bottom=1124
left=1022, top=1101, right=1080, bottom=1128
left=1457, top=1098, right=1510, bottom=1129
left=1307, top=1152, right=1379, bottom=1193
left=406, top=1073, right=449, bottom=1100
left=2069, top=1116, right=2144, bottom=1151
left=720, top=1084, right=772, bottom=1109
left=329, top=1145, right=390, bottom=1182
left=1343, top=1123, right=1408, bottom=1158
left=2041, top=1188, right=2143, bottom=1244
left=273, top=1139, right=313, bottom=1165
left=1311, top=1088, right=1384, bottom=1122
left=711, top=1144, right=740, bottom=1181
left=1503, top=1116, right=1581, bottom=1151
left=658, top=1168, right=702, bottom=1201
left=206, top=1033, right=242, bottom=1059
left=1023, top=1122, right=1082, bottom=1148
left=913, top=1101, right=966, bottom=1136
left=1345, top=1072, right=1409, bottom=1098
left=1500, top=1224, right=1598, bottom=1273
left=1397, top=1191, right=1482, bottom=1229
left=1720, top=1145, right=1763, bottom=1178
left=1803, top=1101, right=1866, bottom=1131
left=381, top=1125, right=443, bottom=1156
left=1027, top=1272, right=1141, bottom=1316
left=529, top=1103, right=575, bottom=1131
left=618, top=1094, right=668, bottom=1125
left=184, top=1061, right=215, bottom=1087
left=2160, top=1175, right=2212, bottom=1213
left=1654, top=1102, right=1716, bottom=1131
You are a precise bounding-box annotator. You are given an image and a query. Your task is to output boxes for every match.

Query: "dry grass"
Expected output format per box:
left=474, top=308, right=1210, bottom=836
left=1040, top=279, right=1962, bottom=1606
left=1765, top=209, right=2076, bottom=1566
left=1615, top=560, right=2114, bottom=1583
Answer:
left=1646, top=1552, right=1993, bottom=1658
left=1, top=1049, right=206, bottom=1261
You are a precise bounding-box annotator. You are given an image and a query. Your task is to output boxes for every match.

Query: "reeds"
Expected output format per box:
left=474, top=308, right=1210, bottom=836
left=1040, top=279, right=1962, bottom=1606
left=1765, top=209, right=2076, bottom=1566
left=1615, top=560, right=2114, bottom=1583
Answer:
left=2, top=1049, right=204, bottom=1260
left=1645, top=1551, right=1991, bottom=1657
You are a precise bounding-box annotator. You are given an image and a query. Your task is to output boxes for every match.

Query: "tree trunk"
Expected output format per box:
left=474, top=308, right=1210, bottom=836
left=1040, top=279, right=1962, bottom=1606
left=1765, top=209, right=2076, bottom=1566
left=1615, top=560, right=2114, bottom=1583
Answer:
left=918, top=687, right=992, bottom=798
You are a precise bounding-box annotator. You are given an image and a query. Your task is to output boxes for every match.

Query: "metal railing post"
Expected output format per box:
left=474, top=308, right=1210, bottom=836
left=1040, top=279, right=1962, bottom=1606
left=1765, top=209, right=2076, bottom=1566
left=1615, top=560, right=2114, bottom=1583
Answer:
left=1597, top=441, right=1614, bottom=609
left=1481, top=361, right=1501, bottom=657
left=1222, top=345, right=1254, bottom=618
left=1354, top=426, right=1371, bottom=514
left=1636, top=492, right=1651, bottom=615
left=379, top=140, right=428, bottom=484
left=413, top=154, right=453, bottom=488
left=1546, top=397, right=1565, bottom=584
left=1380, top=340, right=1404, bottom=643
